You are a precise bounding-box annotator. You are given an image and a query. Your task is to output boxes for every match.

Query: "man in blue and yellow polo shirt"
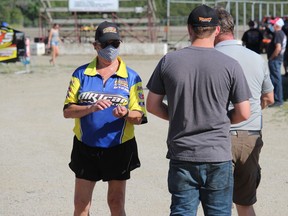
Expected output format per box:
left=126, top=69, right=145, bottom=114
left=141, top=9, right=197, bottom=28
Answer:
left=63, top=21, right=147, bottom=216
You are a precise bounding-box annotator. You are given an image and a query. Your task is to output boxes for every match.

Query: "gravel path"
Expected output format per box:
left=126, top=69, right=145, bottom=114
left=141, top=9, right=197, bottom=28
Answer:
left=1, top=54, right=287, bottom=216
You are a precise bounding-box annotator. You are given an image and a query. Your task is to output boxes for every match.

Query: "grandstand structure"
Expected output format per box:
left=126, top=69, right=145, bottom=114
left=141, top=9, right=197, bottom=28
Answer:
left=39, top=0, right=288, bottom=45
left=39, top=0, right=159, bottom=43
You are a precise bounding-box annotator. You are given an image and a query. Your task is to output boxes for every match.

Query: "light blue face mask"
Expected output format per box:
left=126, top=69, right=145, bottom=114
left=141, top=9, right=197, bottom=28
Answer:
left=98, top=45, right=119, bottom=62
left=269, top=24, right=275, bottom=33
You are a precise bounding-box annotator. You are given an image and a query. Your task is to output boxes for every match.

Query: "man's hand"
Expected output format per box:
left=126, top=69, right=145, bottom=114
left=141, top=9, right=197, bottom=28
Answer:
left=113, top=106, right=129, bottom=118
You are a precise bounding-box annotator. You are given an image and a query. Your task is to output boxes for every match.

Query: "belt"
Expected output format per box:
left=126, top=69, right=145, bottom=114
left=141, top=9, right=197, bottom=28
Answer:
left=230, top=130, right=261, bottom=136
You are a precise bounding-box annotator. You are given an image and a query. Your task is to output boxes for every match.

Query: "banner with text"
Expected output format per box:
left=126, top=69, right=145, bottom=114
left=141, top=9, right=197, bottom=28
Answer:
left=68, top=0, right=119, bottom=12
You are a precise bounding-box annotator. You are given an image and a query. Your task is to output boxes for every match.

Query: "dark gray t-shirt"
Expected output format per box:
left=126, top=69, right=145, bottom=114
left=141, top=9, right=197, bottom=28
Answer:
left=267, top=30, right=287, bottom=61
left=147, top=46, right=251, bottom=162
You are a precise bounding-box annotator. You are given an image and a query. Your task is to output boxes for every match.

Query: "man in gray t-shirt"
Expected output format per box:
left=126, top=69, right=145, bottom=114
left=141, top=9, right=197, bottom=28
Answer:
left=146, top=5, right=251, bottom=216
left=215, top=7, right=274, bottom=216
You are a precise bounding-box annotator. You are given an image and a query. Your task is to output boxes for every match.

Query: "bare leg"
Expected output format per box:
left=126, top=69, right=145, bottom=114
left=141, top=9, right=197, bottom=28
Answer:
left=50, top=45, right=57, bottom=65
left=107, top=180, right=126, bottom=216
left=236, top=204, right=256, bottom=216
left=54, top=46, right=59, bottom=59
left=74, top=178, right=96, bottom=216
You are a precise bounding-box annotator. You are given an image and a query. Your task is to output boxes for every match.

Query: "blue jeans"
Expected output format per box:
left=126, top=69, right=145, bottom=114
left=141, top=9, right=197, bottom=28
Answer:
left=168, top=160, right=233, bottom=216
left=268, top=59, right=283, bottom=104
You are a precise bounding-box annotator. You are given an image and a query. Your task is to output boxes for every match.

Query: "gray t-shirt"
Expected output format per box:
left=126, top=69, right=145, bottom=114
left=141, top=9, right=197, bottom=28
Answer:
left=267, top=30, right=287, bottom=61
left=147, top=46, right=251, bottom=162
left=215, top=40, right=274, bottom=130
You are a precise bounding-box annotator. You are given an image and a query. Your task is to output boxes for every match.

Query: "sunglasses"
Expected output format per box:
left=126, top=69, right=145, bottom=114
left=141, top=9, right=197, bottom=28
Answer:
left=94, top=40, right=121, bottom=49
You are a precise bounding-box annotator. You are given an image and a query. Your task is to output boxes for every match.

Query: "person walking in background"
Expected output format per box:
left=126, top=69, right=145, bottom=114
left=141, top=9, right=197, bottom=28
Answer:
left=146, top=5, right=251, bottom=216
left=242, top=20, right=264, bottom=54
left=63, top=21, right=147, bottom=216
left=267, top=17, right=287, bottom=107
left=47, top=23, right=60, bottom=65
left=215, top=7, right=274, bottom=216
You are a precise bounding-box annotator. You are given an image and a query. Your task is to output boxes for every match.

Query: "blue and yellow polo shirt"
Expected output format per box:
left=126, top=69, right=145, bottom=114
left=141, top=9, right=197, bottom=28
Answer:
left=64, top=57, right=147, bottom=148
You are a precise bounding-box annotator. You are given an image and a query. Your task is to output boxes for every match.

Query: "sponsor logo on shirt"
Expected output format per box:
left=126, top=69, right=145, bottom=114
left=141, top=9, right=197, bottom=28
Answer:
left=114, top=79, right=129, bottom=92
left=138, top=92, right=144, bottom=100
left=78, top=92, right=128, bottom=106
left=138, top=101, right=145, bottom=107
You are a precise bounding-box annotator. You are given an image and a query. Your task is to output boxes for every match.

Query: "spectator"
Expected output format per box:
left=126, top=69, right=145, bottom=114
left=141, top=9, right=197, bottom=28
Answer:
left=47, top=23, right=61, bottom=65
left=242, top=20, right=264, bottom=54
left=146, top=5, right=251, bottom=216
left=282, top=19, right=288, bottom=76
left=215, top=7, right=274, bottom=216
left=267, top=17, right=287, bottom=107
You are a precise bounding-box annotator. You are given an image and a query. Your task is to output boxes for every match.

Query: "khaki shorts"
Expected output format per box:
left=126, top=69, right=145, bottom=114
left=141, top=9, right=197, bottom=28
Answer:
left=230, top=130, right=263, bottom=206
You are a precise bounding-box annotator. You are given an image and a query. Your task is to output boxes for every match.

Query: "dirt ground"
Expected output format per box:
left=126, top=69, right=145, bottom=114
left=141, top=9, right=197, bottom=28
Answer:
left=0, top=54, right=288, bottom=216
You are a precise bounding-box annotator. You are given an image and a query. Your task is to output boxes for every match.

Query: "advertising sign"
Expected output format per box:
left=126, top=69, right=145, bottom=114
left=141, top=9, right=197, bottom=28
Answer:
left=0, top=26, right=17, bottom=62
left=68, top=0, right=119, bottom=12
left=0, top=26, right=25, bottom=63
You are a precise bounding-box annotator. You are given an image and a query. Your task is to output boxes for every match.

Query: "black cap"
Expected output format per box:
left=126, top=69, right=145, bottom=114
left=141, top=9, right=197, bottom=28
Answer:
left=187, top=5, right=219, bottom=27
left=95, top=21, right=121, bottom=43
left=248, top=20, right=255, bottom=27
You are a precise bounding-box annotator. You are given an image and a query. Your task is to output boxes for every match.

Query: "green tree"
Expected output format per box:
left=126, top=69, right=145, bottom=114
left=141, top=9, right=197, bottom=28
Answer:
left=10, top=8, right=24, bottom=26
left=0, top=0, right=41, bottom=27
left=16, top=0, right=40, bottom=27
left=0, top=0, right=12, bottom=24
left=0, top=4, right=11, bottom=24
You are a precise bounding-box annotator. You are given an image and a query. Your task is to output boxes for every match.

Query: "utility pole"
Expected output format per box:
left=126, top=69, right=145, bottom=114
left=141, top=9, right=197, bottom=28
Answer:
left=166, top=0, right=170, bottom=43
left=147, top=0, right=157, bottom=42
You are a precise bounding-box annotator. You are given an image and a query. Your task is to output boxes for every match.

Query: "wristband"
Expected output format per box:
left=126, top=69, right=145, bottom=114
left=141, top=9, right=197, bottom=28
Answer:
left=122, top=109, right=129, bottom=118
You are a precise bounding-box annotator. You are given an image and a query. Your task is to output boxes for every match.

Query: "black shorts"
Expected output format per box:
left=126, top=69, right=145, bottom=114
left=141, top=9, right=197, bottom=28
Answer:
left=69, top=136, right=141, bottom=182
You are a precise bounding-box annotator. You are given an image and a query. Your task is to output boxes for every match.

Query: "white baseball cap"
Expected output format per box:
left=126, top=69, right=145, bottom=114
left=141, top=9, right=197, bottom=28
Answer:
left=270, top=17, right=284, bottom=27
